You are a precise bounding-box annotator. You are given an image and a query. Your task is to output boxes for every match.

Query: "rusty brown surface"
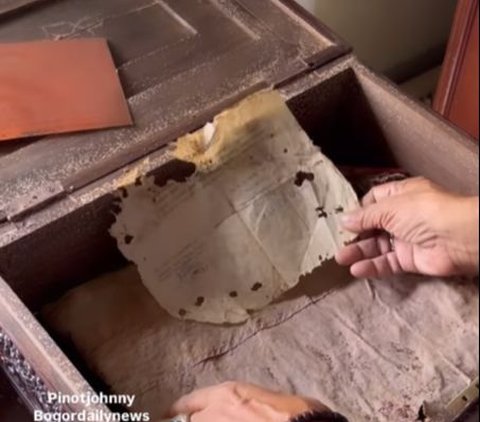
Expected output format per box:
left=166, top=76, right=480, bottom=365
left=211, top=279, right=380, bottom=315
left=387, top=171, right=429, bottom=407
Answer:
left=446, top=6, right=479, bottom=139
left=434, top=0, right=479, bottom=139
left=0, top=38, right=132, bottom=142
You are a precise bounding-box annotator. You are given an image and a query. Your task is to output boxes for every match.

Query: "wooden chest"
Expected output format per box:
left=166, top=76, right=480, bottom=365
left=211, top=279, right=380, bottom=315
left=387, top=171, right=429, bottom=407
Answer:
left=0, top=1, right=478, bottom=420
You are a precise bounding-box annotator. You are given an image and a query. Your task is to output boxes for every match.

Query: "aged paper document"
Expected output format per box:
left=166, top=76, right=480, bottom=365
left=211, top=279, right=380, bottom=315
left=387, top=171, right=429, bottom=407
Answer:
left=110, top=91, right=358, bottom=323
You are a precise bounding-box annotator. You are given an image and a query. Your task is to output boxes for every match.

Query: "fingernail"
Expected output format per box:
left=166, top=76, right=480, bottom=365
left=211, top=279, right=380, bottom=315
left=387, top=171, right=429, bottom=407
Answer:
left=340, top=212, right=358, bottom=226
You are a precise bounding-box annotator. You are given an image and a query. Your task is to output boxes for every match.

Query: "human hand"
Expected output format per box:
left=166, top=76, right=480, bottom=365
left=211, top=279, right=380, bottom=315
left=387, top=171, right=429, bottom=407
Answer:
left=335, top=177, right=479, bottom=278
left=165, top=382, right=329, bottom=422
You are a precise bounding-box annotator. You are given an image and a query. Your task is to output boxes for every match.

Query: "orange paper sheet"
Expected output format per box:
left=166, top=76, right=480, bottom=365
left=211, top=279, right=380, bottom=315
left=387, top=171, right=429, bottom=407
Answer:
left=0, top=38, right=132, bottom=141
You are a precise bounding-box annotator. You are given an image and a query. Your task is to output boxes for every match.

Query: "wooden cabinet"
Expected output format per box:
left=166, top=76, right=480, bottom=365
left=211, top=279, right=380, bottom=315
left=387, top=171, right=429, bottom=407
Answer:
left=434, top=0, right=479, bottom=139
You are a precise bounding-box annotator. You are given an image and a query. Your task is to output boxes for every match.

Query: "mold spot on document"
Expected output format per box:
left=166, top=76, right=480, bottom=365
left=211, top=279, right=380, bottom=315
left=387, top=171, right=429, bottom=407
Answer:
left=315, top=207, right=327, bottom=218
left=294, top=171, right=314, bottom=187
left=251, top=282, right=263, bottom=292
left=119, top=187, right=129, bottom=198
left=111, top=203, right=122, bottom=215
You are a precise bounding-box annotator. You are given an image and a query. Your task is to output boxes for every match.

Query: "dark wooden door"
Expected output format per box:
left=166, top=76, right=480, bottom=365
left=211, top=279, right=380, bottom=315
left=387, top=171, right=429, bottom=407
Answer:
left=434, top=0, right=479, bottom=140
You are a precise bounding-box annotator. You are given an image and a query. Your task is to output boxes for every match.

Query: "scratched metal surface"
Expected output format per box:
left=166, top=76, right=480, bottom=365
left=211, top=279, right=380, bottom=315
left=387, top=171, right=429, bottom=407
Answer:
left=0, top=0, right=347, bottom=217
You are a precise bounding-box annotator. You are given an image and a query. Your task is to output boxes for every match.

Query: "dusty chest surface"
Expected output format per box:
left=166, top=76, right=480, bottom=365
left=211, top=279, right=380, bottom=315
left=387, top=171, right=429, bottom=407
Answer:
left=0, top=0, right=346, bottom=221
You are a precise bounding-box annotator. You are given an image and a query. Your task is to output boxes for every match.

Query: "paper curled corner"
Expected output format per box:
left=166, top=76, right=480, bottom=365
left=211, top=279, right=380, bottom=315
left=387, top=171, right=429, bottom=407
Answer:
left=172, top=90, right=285, bottom=172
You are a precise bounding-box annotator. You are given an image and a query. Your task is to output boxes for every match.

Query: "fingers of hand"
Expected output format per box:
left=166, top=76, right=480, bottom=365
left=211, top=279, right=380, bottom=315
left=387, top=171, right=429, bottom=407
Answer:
left=167, top=383, right=237, bottom=417
left=168, top=382, right=272, bottom=418
left=189, top=406, right=237, bottom=422
left=341, top=202, right=393, bottom=233
left=167, top=382, right=326, bottom=421
left=189, top=399, right=288, bottom=422
left=350, top=252, right=403, bottom=278
left=362, top=180, right=404, bottom=206
left=361, top=176, right=435, bottom=207
left=335, top=234, right=391, bottom=265
left=167, top=390, right=208, bottom=417
left=234, top=383, right=328, bottom=415
left=189, top=406, right=241, bottom=422
left=335, top=234, right=404, bottom=278
left=342, top=177, right=438, bottom=234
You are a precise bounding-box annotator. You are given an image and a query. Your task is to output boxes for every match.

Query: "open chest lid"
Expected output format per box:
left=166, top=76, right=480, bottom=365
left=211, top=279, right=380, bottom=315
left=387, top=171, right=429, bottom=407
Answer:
left=0, top=0, right=349, bottom=224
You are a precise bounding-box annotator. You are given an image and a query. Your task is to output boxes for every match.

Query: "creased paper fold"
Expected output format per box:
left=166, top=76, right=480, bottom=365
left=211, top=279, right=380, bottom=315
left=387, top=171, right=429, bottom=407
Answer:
left=110, top=90, right=358, bottom=324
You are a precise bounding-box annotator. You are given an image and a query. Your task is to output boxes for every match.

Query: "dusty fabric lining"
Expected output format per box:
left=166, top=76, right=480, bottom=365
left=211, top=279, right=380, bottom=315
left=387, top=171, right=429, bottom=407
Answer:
left=42, top=264, right=478, bottom=422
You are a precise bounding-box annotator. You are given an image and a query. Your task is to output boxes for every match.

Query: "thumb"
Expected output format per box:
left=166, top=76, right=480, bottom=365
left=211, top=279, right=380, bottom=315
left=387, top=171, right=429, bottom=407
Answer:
left=341, top=203, right=393, bottom=233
